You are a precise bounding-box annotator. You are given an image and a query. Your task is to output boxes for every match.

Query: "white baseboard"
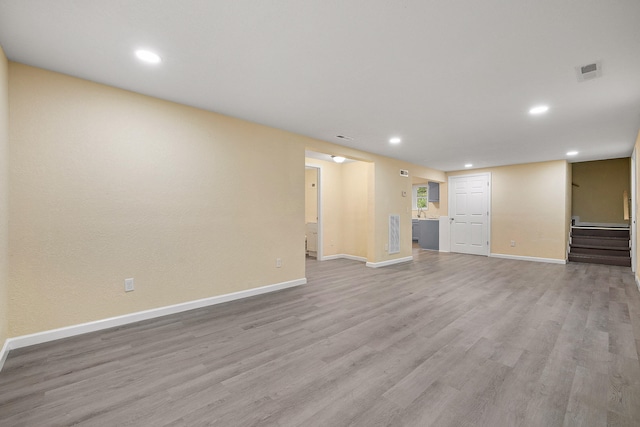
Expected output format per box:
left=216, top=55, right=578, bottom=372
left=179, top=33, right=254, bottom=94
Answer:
left=0, top=339, right=10, bottom=373
left=635, top=274, right=640, bottom=293
left=0, top=277, right=306, bottom=372
left=490, top=253, right=567, bottom=265
left=322, top=254, right=367, bottom=263
left=366, top=256, right=413, bottom=268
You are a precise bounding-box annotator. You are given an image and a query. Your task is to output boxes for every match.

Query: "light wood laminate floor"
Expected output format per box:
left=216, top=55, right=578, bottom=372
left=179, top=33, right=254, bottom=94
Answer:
left=1, top=249, right=640, bottom=426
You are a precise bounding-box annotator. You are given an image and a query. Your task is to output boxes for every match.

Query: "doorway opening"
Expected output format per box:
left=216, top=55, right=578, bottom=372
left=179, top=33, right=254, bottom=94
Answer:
left=305, top=165, right=320, bottom=260
left=569, top=158, right=632, bottom=267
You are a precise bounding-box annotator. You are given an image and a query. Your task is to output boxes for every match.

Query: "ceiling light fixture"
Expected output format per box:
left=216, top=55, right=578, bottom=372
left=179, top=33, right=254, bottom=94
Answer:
left=566, top=151, right=578, bottom=156
left=332, top=155, right=346, bottom=163
left=389, top=137, right=401, bottom=144
left=529, top=105, right=549, bottom=115
left=135, top=49, right=162, bottom=64
left=464, top=163, right=473, bottom=168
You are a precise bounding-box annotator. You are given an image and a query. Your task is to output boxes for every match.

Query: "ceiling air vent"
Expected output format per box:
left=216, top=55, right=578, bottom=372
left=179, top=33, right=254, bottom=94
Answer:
left=575, top=61, right=602, bottom=82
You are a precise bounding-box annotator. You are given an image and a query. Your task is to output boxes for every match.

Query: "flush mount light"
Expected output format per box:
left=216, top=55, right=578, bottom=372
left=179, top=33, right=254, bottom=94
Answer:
left=529, top=105, right=549, bottom=115
left=566, top=151, right=578, bottom=156
left=464, top=164, right=473, bottom=168
left=135, top=49, right=162, bottom=64
left=332, top=155, right=346, bottom=163
left=389, top=137, right=401, bottom=144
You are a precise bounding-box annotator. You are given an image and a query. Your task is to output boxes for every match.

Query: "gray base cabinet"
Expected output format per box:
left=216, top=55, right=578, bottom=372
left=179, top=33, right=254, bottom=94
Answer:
left=418, top=220, right=439, bottom=250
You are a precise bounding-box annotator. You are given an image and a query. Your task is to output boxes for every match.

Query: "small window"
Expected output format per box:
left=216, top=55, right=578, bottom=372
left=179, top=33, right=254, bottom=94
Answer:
left=413, top=184, right=428, bottom=210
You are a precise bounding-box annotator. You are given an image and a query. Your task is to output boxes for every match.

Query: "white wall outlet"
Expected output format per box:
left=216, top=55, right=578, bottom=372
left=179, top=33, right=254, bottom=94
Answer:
left=510, top=240, right=516, bottom=247
left=124, top=278, right=134, bottom=292
left=384, top=243, right=389, bottom=251
left=276, top=258, right=282, bottom=268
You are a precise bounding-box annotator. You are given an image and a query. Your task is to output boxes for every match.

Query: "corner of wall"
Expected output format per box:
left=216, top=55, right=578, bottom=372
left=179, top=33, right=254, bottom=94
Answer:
left=0, top=45, right=9, bottom=359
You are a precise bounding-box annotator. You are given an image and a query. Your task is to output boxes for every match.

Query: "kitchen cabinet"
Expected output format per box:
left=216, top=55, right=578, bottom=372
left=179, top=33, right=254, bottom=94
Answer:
left=428, top=182, right=440, bottom=203
left=418, top=219, right=439, bottom=250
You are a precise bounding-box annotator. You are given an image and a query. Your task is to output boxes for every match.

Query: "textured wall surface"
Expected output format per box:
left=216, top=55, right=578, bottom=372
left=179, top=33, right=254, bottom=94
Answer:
left=572, top=158, right=630, bottom=224
left=7, top=62, right=448, bottom=337
left=0, top=47, right=9, bottom=346
left=8, top=63, right=307, bottom=336
left=448, top=160, right=570, bottom=260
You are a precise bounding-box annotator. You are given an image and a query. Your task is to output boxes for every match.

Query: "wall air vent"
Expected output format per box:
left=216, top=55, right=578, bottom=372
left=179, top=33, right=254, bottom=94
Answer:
left=389, top=215, right=400, bottom=254
left=575, top=61, right=602, bottom=82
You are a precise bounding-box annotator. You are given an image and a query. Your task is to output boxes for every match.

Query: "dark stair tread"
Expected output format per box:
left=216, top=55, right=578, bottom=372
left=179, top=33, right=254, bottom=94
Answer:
left=571, top=228, right=629, bottom=238
left=570, top=236, right=630, bottom=247
left=570, top=234, right=629, bottom=241
left=568, top=253, right=631, bottom=267
left=570, top=243, right=630, bottom=251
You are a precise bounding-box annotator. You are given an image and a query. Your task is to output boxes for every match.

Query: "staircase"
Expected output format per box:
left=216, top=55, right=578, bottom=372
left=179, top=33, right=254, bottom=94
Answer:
left=568, top=226, right=631, bottom=267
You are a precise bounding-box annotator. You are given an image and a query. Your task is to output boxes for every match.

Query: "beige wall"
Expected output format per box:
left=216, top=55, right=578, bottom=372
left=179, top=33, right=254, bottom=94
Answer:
left=635, top=132, right=640, bottom=283
left=571, top=158, right=630, bottom=224
left=305, top=157, right=343, bottom=256
left=304, top=168, right=318, bottom=224
left=411, top=179, right=442, bottom=219
left=0, top=47, right=8, bottom=348
left=7, top=62, right=447, bottom=337
left=447, top=160, right=570, bottom=260
left=304, top=141, right=444, bottom=263
left=341, top=161, right=370, bottom=258
left=566, top=162, right=572, bottom=256
left=304, top=157, right=371, bottom=259
left=8, top=63, right=308, bottom=336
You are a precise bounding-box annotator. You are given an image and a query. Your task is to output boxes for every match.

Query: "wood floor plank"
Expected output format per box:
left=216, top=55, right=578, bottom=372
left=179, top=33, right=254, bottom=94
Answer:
left=1, top=249, right=640, bottom=426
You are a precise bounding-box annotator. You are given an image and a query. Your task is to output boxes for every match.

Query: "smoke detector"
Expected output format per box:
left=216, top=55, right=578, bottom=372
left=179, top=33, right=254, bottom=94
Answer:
left=575, top=61, right=602, bottom=82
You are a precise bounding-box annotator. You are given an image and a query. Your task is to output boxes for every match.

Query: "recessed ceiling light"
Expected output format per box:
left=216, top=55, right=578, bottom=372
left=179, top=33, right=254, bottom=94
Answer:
left=389, top=137, right=401, bottom=144
left=529, top=105, right=549, bottom=115
left=331, top=155, right=346, bottom=163
left=566, top=151, right=578, bottom=156
left=464, top=163, right=473, bottom=168
left=135, top=49, right=162, bottom=64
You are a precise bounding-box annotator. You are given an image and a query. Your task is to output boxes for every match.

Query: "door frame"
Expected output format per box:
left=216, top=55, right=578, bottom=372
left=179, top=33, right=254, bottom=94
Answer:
left=305, top=163, right=323, bottom=261
left=448, top=172, right=492, bottom=256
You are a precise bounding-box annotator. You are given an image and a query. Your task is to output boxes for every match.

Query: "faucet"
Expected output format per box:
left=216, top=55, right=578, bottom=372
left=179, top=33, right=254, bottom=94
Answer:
left=417, top=208, right=424, bottom=218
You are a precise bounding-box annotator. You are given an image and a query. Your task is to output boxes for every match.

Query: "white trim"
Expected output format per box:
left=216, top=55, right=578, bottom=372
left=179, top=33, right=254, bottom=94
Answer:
left=305, top=163, right=323, bottom=261
left=573, top=222, right=630, bottom=228
left=490, top=253, right=567, bottom=264
left=635, top=274, right=640, bottom=293
left=448, top=172, right=492, bottom=256
left=322, top=254, right=367, bottom=263
left=366, top=256, right=413, bottom=268
left=412, top=183, right=429, bottom=211
left=438, top=216, right=450, bottom=252
left=0, top=277, right=306, bottom=370
left=0, top=339, right=10, bottom=372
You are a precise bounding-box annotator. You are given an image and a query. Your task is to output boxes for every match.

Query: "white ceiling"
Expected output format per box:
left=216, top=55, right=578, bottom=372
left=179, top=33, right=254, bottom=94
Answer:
left=1, top=1, right=639, bottom=171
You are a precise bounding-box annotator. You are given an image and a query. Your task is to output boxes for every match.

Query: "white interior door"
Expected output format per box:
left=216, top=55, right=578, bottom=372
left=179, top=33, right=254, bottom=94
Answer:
left=449, top=173, right=490, bottom=256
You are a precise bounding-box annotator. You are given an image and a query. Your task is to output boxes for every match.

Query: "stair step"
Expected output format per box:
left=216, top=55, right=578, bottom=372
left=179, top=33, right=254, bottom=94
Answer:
left=571, top=227, right=629, bottom=238
left=571, top=236, right=630, bottom=247
left=570, top=246, right=630, bottom=257
left=568, top=253, right=631, bottom=267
